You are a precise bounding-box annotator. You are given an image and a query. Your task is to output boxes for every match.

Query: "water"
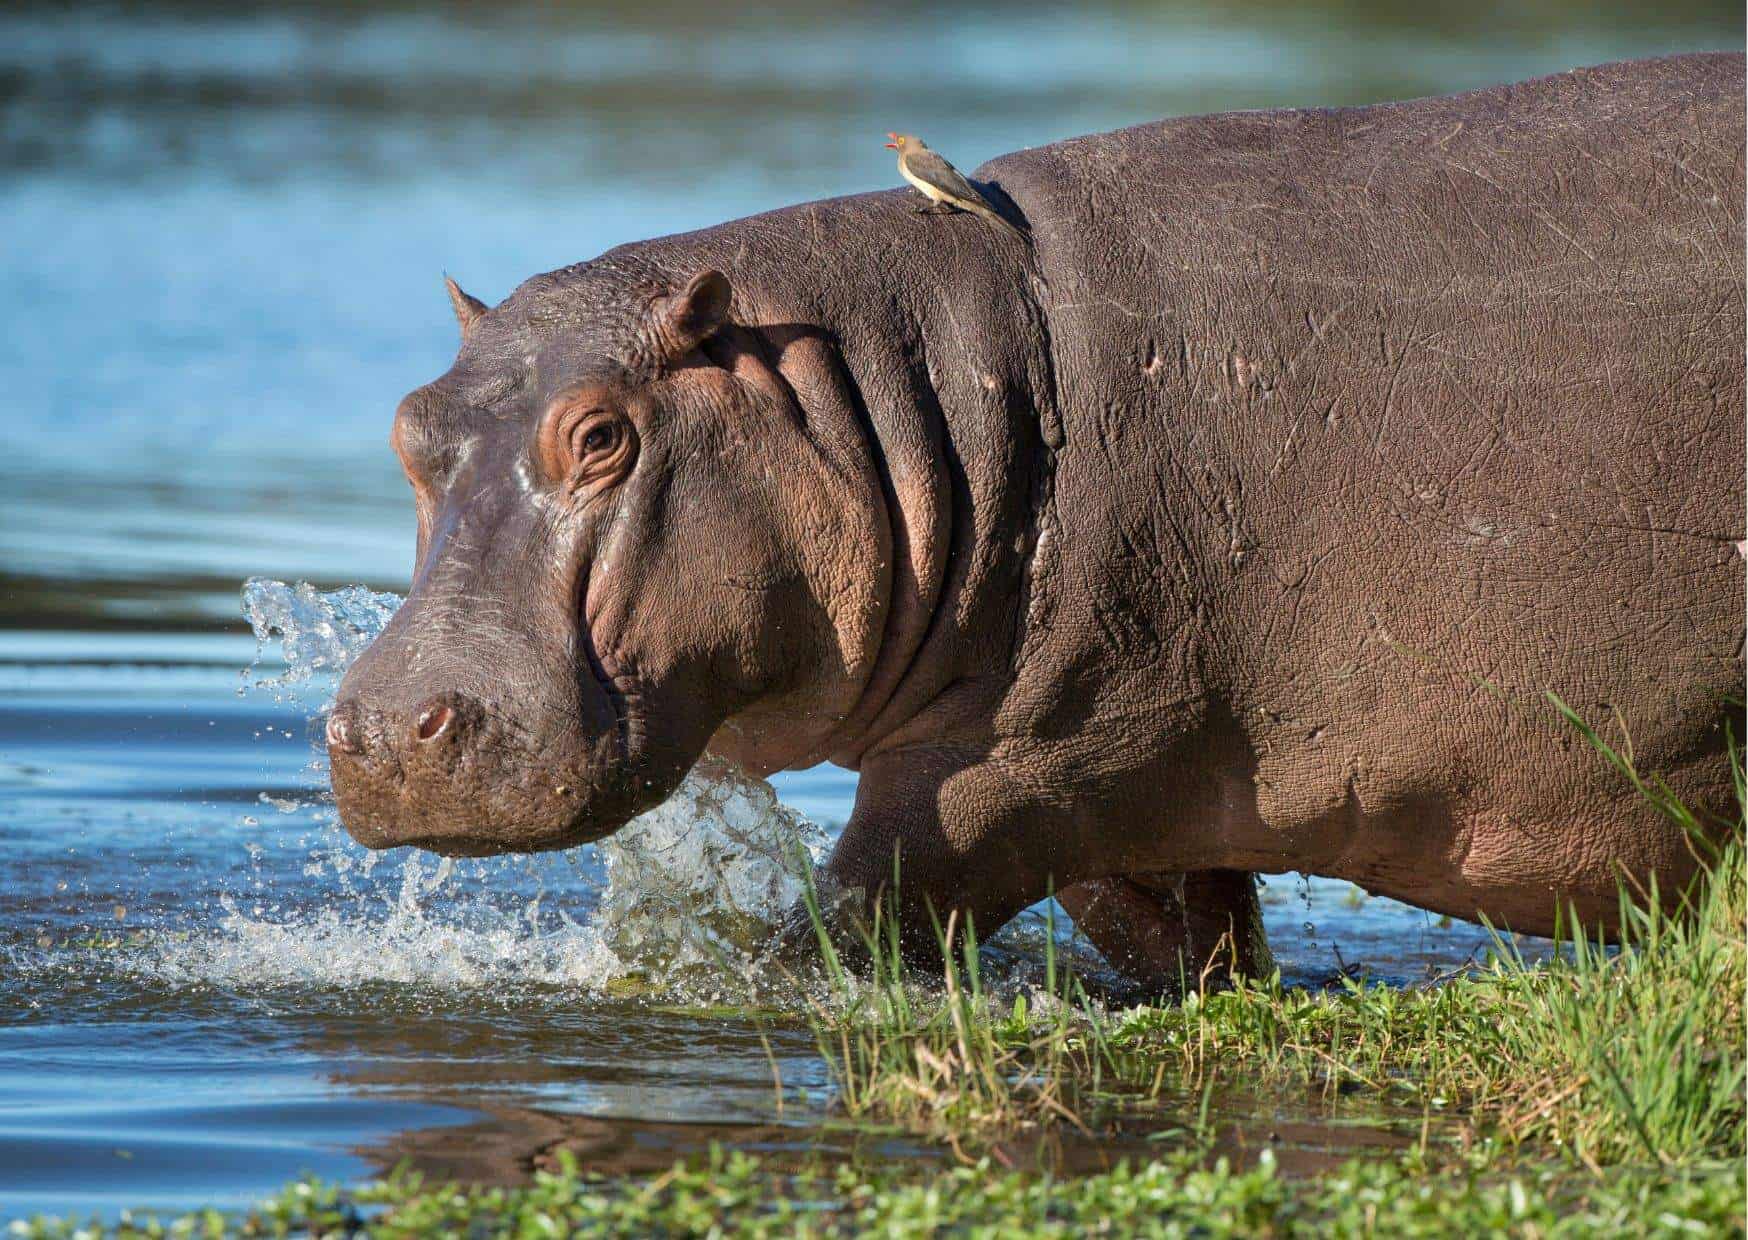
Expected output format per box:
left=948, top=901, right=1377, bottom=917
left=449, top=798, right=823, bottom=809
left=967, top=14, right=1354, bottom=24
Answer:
left=1, top=590, right=845, bottom=1220
left=3, top=0, right=1732, bottom=1221
left=0, top=581, right=1532, bottom=1220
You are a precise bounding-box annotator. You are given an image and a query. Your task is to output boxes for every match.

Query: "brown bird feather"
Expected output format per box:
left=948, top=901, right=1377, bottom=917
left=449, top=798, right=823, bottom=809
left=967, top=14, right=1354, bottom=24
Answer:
left=887, top=133, right=1029, bottom=241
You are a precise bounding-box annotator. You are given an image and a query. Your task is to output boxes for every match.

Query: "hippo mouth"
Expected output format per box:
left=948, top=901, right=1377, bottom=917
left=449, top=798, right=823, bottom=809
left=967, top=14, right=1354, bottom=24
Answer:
left=577, top=619, right=633, bottom=766
left=387, top=833, right=506, bottom=858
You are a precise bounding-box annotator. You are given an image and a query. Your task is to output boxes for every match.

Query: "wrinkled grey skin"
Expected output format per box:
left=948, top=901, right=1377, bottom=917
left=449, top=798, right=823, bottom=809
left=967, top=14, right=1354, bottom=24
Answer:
left=330, top=54, right=1744, bottom=988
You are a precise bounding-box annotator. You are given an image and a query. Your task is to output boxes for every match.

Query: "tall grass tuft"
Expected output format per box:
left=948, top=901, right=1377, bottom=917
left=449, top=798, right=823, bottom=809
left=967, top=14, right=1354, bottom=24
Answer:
left=1487, top=697, right=1745, bottom=1165
left=793, top=870, right=1100, bottom=1151
left=801, top=700, right=1744, bottom=1170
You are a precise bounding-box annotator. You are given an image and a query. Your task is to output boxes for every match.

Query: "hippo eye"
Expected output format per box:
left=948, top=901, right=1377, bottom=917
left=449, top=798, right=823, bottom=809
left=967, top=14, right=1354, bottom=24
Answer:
left=567, top=416, right=623, bottom=468
left=544, top=406, right=636, bottom=495
left=539, top=391, right=635, bottom=491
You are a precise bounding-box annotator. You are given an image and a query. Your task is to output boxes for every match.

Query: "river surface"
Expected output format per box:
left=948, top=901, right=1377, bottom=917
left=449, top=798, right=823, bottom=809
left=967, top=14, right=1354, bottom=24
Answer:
left=2, top=1, right=1736, bottom=1221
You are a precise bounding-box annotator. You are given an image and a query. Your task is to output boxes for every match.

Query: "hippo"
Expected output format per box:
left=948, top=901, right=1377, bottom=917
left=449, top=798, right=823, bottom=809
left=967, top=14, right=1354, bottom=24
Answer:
left=327, top=53, right=1744, bottom=990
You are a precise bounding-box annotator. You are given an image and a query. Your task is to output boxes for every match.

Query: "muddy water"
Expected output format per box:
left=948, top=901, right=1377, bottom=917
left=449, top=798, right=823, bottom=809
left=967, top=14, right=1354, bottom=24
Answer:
left=4, top=0, right=1729, bottom=1220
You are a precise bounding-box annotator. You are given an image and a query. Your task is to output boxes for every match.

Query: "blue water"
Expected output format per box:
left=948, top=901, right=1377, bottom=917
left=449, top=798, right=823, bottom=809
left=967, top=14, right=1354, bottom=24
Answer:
left=2, top=1, right=1734, bottom=1221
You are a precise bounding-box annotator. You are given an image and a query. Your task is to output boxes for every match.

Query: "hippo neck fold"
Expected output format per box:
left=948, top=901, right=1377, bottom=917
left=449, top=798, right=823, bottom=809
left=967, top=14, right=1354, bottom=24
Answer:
left=785, top=198, right=1059, bottom=770
left=625, top=190, right=1058, bottom=771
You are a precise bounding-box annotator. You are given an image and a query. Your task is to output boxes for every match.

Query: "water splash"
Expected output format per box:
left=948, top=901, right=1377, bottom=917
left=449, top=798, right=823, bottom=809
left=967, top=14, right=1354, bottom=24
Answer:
left=594, top=756, right=825, bottom=984
left=131, top=579, right=826, bottom=1001
left=241, top=577, right=401, bottom=702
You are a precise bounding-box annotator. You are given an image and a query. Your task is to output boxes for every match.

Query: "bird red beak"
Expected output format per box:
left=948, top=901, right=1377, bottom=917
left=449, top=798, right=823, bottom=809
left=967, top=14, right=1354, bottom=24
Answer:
left=884, top=132, right=899, bottom=149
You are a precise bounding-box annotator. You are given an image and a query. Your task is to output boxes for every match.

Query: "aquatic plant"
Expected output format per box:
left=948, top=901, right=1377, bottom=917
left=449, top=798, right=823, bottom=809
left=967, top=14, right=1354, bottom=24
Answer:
left=13, top=1144, right=1742, bottom=1238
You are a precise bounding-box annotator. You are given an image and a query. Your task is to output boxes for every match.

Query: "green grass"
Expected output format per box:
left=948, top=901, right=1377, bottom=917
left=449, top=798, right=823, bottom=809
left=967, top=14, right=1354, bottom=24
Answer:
left=791, top=874, right=1106, bottom=1147
left=13, top=1146, right=1743, bottom=1238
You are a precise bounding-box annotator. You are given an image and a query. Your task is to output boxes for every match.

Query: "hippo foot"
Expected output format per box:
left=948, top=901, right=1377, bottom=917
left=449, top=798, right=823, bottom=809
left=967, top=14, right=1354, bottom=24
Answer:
left=769, top=871, right=877, bottom=979
left=772, top=866, right=1272, bottom=1003
left=1057, top=869, right=1272, bottom=998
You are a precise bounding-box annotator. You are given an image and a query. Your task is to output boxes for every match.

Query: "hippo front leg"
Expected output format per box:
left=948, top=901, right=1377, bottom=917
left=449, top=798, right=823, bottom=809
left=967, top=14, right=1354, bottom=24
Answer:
left=784, top=746, right=1272, bottom=996
left=1057, top=870, right=1272, bottom=995
left=793, top=745, right=1063, bottom=970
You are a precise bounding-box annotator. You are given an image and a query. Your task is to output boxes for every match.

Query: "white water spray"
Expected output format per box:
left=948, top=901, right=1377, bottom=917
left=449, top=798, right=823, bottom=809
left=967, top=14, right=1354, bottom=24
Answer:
left=135, top=579, right=826, bottom=998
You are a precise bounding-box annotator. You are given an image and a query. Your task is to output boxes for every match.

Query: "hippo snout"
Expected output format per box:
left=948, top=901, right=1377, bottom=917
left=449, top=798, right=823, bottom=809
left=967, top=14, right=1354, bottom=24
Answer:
left=326, top=690, right=504, bottom=854
left=323, top=641, right=657, bottom=858
left=326, top=690, right=478, bottom=761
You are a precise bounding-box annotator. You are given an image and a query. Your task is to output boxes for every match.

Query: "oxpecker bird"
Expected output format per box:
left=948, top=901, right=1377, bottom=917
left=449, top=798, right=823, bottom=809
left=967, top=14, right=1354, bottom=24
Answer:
left=885, top=133, right=1028, bottom=241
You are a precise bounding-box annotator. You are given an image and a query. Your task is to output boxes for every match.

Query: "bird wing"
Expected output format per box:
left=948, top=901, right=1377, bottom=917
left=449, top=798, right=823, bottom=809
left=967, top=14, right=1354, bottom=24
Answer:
left=906, top=149, right=985, bottom=206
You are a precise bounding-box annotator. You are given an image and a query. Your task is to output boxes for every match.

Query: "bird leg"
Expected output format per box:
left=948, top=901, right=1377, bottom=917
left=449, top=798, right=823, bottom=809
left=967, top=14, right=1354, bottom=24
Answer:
left=913, top=203, right=959, bottom=215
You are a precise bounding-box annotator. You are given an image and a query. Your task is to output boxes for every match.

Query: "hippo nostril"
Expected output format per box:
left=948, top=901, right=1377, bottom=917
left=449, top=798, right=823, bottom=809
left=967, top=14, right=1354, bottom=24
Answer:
left=414, top=703, right=456, bottom=742
left=325, top=709, right=362, bottom=755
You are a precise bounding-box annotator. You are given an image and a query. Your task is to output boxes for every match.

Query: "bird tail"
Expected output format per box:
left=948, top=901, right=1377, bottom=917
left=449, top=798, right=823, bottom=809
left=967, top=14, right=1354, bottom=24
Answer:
left=976, top=203, right=1031, bottom=242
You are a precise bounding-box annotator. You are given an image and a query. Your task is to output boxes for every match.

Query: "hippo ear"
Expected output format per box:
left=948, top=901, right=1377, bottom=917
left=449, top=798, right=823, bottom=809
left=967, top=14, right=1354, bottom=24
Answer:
left=443, top=274, right=487, bottom=338
left=649, top=270, right=732, bottom=361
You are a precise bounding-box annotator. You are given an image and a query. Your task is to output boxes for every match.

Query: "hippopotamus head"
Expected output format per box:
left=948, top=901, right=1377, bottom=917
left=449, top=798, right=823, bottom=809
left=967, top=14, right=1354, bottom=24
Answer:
left=327, top=256, right=886, bottom=855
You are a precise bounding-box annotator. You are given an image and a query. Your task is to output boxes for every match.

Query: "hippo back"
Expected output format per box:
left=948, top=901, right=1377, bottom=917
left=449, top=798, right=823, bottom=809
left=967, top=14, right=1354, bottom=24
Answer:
left=983, top=53, right=1744, bottom=905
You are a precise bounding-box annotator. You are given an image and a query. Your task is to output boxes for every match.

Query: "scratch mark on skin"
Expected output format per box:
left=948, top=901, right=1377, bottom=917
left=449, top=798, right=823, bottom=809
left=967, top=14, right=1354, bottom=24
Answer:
left=1441, top=157, right=1510, bottom=198
left=936, top=296, right=975, bottom=368
left=1588, top=522, right=1748, bottom=544
left=1269, top=407, right=1305, bottom=477
left=1527, top=206, right=1600, bottom=266
left=1282, top=302, right=1351, bottom=378
left=1054, top=297, right=1146, bottom=321
left=1226, top=350, right=1257, bottom=394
